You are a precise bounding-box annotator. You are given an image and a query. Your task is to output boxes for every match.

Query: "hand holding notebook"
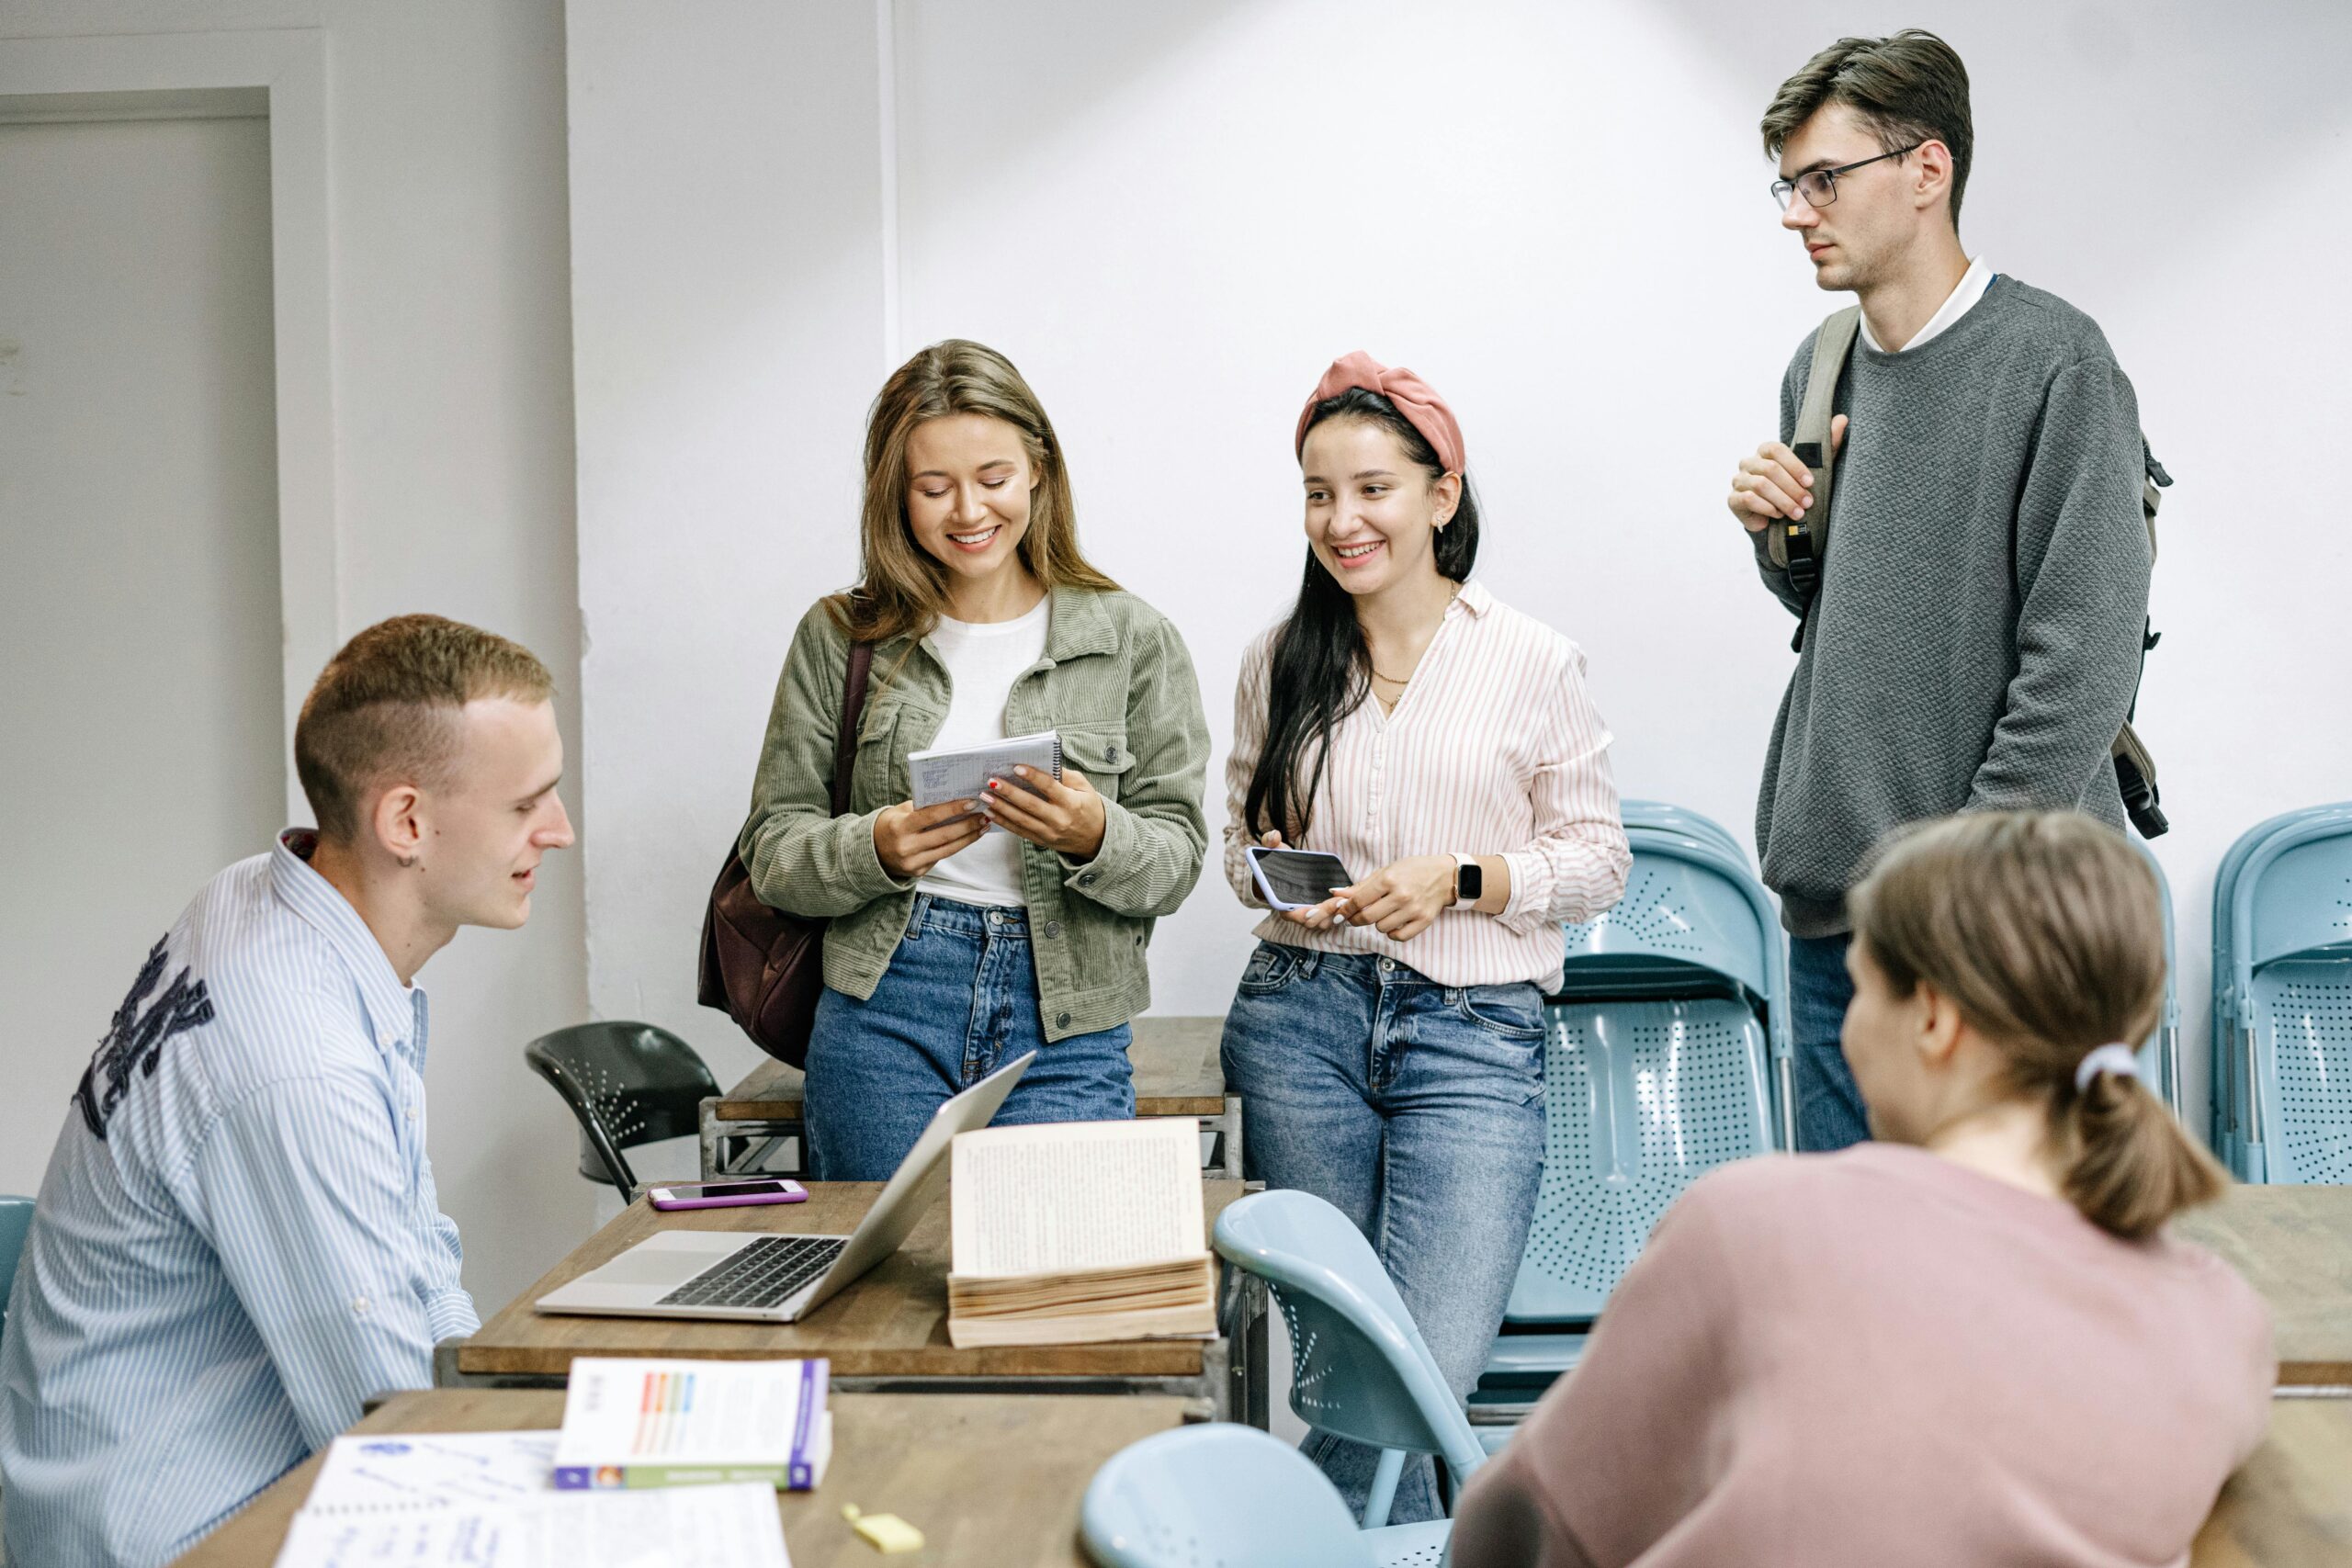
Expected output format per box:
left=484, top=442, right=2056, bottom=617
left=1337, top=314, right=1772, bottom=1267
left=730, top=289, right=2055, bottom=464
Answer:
left=907, top=731, right=1061, bottom=832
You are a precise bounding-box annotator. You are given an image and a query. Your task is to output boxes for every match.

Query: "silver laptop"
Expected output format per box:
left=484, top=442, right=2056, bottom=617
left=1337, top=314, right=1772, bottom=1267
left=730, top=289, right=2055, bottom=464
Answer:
left=535, top=1051, right=1035, bottom=1324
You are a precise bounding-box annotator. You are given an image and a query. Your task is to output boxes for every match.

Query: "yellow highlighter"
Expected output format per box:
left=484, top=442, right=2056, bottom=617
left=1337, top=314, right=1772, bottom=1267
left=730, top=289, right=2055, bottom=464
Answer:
left=842, top=1503, right=926, bottom=1554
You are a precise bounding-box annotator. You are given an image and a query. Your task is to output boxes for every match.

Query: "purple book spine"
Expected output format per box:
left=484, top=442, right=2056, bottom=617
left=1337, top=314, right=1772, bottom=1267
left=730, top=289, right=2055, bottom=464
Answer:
left=786, top=1359, right=829, bottom=1490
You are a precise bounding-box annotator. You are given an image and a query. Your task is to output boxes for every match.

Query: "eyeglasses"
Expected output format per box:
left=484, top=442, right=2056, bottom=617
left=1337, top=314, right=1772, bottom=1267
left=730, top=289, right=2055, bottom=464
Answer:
left=1771, top=142, right=1923, bottom=210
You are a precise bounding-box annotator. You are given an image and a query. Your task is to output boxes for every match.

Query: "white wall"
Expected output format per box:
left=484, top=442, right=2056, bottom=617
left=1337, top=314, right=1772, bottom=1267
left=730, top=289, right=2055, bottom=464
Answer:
left=0, top=0, right=591, bottom=1311
left=570, top=0, right=2350, bottom=1145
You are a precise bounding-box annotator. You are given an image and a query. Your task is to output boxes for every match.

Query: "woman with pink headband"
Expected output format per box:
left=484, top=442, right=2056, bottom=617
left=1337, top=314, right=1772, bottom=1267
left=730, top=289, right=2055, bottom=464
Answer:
left=1220, top=352, right=1632, bottom=1522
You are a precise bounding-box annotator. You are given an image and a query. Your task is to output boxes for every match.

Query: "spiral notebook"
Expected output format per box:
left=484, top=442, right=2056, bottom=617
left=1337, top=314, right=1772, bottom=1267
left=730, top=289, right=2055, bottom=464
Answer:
left=907, top=730, right=1061, bottom=829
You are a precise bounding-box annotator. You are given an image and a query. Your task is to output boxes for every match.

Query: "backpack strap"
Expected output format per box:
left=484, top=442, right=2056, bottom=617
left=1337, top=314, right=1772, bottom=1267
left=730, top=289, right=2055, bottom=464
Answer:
left=830, top=641, right=876, bottom=818
left=1767, top=305, right=1863, bottom=610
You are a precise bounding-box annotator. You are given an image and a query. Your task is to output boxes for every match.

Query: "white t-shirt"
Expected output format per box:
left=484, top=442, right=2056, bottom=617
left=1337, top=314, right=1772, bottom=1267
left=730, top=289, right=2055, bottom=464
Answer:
left=914, top=597, right=1052, bottom=908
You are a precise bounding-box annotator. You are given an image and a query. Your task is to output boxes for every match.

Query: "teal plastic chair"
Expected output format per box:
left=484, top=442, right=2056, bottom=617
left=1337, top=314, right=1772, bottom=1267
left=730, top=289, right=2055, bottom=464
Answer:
left=2135, top=844, right=2183, bottom=1111
left=1475, top=823, right=1790, bottom=1428
left=1080, top=1423, right=1448, bottom=1568
left=2211, top=805, right=2352, bottom=1181
left=1211, top=1190, right=1483, bottom=1537
left=1619, top=798, right=1746, bottom=864
left=1, top=1195, right=33, bottom=1344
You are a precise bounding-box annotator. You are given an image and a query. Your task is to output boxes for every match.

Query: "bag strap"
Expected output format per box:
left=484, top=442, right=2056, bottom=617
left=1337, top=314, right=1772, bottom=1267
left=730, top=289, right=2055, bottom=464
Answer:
left=1768, top=305, right=1863, bottom=600
left=830, top=642, right=876, bottom=818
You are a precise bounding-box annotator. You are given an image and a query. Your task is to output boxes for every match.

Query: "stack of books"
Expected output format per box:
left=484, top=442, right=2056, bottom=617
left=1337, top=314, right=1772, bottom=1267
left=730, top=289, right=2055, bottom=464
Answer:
left=945, top=1117, right=1219, bottom=1348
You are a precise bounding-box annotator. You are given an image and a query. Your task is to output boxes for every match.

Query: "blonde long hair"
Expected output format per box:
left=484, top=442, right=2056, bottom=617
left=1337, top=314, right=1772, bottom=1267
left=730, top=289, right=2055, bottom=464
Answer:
left=1849, top=811, right=2226, bottom=1239
left=830, top=339, right=1117, bottom=647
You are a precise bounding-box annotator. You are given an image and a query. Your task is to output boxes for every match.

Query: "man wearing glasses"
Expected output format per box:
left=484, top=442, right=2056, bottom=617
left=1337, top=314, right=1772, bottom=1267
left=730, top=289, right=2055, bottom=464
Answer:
left=1724, top=30, right=2154, bottom=1151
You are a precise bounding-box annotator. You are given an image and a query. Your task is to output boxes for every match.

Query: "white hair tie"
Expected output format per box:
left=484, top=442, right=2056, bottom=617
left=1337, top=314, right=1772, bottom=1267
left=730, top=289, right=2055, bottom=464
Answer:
left=2074, top=1043, right=2142, bottom=1094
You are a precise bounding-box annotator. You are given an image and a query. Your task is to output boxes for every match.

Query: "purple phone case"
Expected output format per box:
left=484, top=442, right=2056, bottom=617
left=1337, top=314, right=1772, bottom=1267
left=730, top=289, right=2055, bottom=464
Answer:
left=647, top=1183, right=808, bottom=1211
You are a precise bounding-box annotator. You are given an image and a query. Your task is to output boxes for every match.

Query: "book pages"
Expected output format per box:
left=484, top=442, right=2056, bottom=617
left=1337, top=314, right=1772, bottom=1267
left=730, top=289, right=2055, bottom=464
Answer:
left=949, top=1117, right=1206, bottom=1277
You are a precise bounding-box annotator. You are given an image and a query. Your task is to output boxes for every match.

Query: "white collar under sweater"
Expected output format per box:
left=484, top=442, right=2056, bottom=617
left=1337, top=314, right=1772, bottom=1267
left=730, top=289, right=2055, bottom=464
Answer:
left=1858, top=254, right=1994, bottom=353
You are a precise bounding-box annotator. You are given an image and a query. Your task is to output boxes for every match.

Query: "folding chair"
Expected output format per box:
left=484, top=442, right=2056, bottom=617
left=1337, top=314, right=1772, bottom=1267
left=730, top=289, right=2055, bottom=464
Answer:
left=523, top=1021, right=721, bottom=1200
left=1080, top=1423, right=1447, bottom=1568
left=1475, top=819, right=1790, bottom=1438
left=0, top=1194, right=32, bottom=1343
left=1211, top=1189, right=1480, bottom=1546
left=2211, top=805, right=2352, bottom=1182
left=2136, top=843, right=2184, bottom=1111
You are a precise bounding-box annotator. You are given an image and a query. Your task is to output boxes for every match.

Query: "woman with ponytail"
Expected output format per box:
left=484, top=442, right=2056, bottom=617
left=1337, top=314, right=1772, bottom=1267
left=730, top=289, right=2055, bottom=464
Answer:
left=1220, top=353, right=1631, bottom=1523
left=1453, top=810, right=2272, bottom=1568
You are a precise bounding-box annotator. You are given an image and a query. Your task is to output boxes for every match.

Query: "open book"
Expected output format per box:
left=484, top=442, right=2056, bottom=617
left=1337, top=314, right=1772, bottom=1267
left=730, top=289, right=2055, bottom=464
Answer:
left=945, top=1117, right=1218, bottom=1348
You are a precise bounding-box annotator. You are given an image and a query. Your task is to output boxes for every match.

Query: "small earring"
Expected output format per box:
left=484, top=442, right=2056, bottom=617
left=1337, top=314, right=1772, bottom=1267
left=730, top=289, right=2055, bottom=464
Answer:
left=397, top=853, right=418, bottom=870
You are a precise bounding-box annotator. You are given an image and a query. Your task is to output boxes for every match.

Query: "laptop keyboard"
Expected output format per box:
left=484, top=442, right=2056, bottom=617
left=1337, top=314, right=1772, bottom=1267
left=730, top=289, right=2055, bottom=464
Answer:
left=657, top=1235, right=846, bottom=1311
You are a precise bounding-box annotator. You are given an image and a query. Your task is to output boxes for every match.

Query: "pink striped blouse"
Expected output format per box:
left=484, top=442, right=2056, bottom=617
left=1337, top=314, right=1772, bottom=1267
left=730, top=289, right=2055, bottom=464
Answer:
left=1222, top=581, right=1632, bottom=990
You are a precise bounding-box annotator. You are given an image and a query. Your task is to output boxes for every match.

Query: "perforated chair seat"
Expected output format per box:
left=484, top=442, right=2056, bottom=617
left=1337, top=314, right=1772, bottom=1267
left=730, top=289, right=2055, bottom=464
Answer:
left=1079, top=1421, right=1452, bottom=1568
left=1506, top=998, right=1772, bottom=1324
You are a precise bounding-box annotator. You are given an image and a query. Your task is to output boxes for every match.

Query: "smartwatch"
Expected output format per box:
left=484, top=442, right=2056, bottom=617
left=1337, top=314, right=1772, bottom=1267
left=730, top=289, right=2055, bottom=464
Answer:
left=1453, top=852, right=1483, bottom=904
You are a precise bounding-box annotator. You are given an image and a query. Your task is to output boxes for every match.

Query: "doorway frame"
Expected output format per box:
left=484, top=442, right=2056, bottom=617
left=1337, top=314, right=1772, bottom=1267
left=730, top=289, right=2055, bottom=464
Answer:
left=2, top=29, right=333, bottom=822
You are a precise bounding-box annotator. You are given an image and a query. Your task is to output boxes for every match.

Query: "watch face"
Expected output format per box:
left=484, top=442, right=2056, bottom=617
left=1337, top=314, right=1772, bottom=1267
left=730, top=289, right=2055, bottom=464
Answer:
left=1458, top=863, right=1483, bottom=900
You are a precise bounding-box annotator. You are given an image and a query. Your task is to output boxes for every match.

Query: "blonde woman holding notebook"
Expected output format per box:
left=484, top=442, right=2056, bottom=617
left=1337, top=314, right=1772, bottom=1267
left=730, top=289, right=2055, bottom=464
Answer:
left=1222, top=352, right=1632, bottom=1524
left=740, top=340, right=1210, bottom=1179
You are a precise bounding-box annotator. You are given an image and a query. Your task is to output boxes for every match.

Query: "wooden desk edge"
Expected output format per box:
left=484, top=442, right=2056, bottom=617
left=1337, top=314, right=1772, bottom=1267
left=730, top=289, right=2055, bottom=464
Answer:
left=714, top=1093, right=1229, bottom=1121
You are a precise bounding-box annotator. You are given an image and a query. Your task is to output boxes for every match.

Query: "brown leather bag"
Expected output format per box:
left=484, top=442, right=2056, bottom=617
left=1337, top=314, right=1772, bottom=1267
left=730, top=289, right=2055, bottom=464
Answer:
left=697, top=642, right=875, bottom=1066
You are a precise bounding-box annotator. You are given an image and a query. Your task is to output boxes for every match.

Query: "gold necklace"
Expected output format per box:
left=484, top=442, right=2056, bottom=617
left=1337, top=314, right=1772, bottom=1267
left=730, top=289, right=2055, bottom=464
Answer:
left=1370, top=583, right=1461, bottom=684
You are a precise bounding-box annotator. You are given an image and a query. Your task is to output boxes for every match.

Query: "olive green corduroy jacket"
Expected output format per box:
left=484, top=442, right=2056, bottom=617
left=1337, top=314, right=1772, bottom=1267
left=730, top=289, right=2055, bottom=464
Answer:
left=739, top=587, right=1211, bottom=1042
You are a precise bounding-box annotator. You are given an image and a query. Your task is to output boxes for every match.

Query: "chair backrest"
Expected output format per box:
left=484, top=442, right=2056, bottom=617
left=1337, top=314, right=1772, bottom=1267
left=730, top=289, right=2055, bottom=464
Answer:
left=1211, top=1190, right=1487, bottom=1483
left=0, top=1195, right=33, bottom=1341
left=1080, top=1423, right=1377, bottom=1568
left=1557, top=825, right=1793, bottom=1153
left=523, top=1021, right=720, bottom=1192
left=1618, top=799, right=1746, bottom=865
left=2134, top=843, right=2182, bottom=1111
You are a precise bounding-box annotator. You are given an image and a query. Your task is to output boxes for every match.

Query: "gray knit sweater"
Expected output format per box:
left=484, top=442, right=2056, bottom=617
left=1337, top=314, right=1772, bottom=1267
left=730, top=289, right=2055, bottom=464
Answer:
left=1752, top=276, right=2153, bottom=936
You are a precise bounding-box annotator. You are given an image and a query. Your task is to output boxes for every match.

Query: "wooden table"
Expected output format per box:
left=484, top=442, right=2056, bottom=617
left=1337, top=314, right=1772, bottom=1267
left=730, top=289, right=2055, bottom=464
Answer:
left=169, top=1387, right=1187, bottom=1568
left=701, top=1016, right=1242, bottom=1179
left=2176, top=1184, right=2352, bottom=1388
left=2192, top=1397, right=2352, bottom=1564
left=441, top=1180, right=1268, bottom=1427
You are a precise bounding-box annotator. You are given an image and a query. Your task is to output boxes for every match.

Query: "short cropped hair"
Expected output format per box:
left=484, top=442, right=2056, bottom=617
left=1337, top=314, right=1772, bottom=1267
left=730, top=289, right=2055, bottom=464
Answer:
left=1761, top=29, right=1974, bottom=225
left=294, top=614, right=554, bottom=841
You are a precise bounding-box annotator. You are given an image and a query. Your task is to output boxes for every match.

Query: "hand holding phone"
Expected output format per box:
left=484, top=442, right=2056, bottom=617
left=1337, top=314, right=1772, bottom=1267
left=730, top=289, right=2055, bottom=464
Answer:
left=646, top=1179, right=808, bottom=1211
left=1245, top=843, right=1355, bottom=912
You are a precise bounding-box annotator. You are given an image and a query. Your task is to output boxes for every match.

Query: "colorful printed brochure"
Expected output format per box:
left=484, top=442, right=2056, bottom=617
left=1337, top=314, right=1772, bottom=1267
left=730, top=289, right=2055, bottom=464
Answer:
left=552, top=1358, right=831, bottom=1493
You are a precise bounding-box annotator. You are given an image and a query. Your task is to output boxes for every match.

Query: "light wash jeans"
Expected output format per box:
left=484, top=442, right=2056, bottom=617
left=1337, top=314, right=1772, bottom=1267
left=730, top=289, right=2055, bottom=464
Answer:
left=1790, top=931, right=1869, bottom=1151
left=1220, top=942, right=1544, bottom=1525
left=804, top=894, right=1135, bottom=1179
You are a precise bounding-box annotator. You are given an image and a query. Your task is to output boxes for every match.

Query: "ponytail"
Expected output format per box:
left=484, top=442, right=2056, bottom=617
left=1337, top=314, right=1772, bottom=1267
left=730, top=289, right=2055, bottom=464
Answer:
left=1849, top=811, right=2228, bottom=1239
left=2062, top=1057, right=2226, bottom=1241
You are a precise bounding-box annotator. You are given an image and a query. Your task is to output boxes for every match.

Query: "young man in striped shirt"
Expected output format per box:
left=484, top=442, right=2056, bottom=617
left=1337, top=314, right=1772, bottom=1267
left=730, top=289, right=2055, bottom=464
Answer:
left=0, top=615, right=575, bottom=1568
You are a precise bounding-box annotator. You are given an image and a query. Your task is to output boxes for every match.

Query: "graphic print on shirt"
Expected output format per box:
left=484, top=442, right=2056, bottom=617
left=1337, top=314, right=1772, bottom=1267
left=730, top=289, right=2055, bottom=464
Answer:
left=74, top=936, right=214, bottom=1139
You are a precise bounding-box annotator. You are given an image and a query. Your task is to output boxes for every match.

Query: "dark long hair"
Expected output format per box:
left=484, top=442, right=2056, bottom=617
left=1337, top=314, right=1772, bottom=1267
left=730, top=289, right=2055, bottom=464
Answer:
left=1243, top=388, right=1481, bottom=842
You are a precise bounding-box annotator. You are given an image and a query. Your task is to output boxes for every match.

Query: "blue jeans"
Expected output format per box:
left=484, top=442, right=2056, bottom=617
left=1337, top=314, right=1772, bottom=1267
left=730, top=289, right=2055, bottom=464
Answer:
left=804, top=895, right=1136, bottom=1179
left=1220, top=943, right=1545, bottom=1525
left=1789, top=931, right=1869, bottom=1151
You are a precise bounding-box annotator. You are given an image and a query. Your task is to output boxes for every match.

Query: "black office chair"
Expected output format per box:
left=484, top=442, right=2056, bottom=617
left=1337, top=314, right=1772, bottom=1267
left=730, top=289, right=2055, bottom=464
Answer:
left=523, top=1021, right=721, bottom=1199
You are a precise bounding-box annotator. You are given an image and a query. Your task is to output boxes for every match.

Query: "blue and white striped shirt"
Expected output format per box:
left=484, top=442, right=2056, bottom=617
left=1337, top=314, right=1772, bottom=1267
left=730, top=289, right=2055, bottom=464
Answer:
left=0, top=830, right=479, bottom=1568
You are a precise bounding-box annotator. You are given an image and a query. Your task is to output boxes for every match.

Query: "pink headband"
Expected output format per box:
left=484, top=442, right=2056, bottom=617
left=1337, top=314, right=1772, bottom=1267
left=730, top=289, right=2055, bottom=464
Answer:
left=1294, top=350, right=1466, bottom=477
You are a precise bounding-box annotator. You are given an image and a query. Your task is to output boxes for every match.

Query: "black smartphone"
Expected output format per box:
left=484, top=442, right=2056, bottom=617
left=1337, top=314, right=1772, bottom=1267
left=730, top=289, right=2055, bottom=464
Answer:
left=1245, top=846, right=1354, bottom=910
